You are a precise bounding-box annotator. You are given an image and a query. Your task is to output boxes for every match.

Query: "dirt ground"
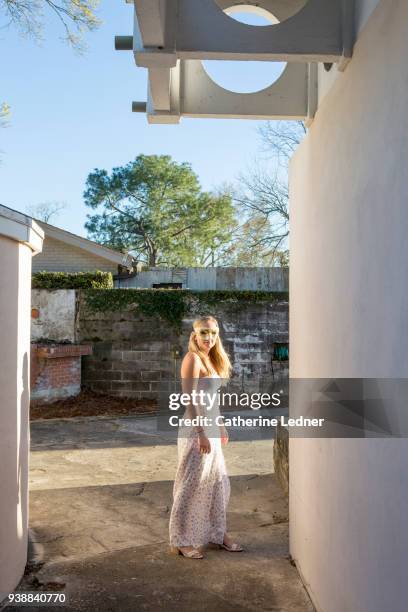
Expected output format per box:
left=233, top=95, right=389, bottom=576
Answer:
left=30, top=389, right=157, bottom=420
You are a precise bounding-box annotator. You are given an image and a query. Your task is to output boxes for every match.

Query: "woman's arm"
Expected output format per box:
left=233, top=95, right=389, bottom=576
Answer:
left=181, top=353, right=211, bottom=454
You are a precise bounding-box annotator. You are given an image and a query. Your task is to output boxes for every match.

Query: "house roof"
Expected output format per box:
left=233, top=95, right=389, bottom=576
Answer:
left=36, top=220, right=134, bottom=270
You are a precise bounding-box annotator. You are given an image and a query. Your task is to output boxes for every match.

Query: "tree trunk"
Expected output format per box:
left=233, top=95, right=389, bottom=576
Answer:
left=148, top=249, right=157, bottom=267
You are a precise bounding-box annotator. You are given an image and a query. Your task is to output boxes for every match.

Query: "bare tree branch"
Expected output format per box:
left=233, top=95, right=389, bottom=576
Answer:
left=1, top=0, right=101, bottom=51
left=230, top=120, right=306, bottom=265
left=258, top=120, right=306, bottom=164
left=26, top=200, right=67, bottom=223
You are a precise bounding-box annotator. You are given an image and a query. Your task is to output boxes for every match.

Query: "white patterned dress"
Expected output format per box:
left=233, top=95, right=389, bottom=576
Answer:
left=169, top=375, right=230, bottom=548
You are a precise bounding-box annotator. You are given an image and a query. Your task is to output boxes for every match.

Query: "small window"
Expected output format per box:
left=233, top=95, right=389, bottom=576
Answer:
left=152, top=282, right=182, bottom=289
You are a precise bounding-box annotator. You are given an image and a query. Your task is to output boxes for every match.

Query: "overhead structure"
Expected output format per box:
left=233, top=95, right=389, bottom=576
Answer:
left=116, top=0, right=354, bottom=123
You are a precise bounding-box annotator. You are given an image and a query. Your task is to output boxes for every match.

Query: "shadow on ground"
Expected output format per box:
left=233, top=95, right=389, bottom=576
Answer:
left=7, top=416, right=313, bottom=612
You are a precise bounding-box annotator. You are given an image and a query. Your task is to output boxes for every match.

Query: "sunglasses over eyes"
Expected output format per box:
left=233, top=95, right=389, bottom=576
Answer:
left=197, top=328, right=218, bottom=337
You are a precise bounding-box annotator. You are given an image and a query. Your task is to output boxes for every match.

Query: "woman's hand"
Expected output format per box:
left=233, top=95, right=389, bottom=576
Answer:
left=198, top=431, right=211, bottom=454
left=220, top=426, right=229, bottom=446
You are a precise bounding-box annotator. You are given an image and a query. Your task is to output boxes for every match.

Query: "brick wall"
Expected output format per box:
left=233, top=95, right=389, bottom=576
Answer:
left=78, top=295, right=289, bottom=399
left=31, top=344, right=92, bottom=404
left=32, top=236, right=118, bottom=273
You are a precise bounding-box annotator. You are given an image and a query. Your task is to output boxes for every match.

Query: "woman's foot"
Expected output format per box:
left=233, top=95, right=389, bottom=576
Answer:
left=209, top=534, right=244, bottom=552
left=170, top=546, right=204, bottom=559
left=221, top=533, right=244, bottom=552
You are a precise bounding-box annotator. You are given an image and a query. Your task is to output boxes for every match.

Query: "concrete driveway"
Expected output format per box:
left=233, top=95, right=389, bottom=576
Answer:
left=7, top=415, right=313, bottom=611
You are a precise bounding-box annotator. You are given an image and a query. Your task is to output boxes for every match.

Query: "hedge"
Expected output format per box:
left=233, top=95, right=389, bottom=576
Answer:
left=32, top=271, right=113, bottom=290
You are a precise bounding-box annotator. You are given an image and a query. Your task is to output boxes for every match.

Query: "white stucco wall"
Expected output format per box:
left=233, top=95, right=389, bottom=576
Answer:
left=0, top=240, right=32, bottom=596
left=355, top=0, right=382, bottom=34
left=0, top=208, right=43, bottom=598
left=317, top=0, right=381, bottom=105
left=31, top=290, right=76, bottom=343
left=289, top=1, right=408, bottom=611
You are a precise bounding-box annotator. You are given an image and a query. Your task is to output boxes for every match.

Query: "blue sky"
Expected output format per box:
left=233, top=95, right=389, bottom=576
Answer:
left=0, top=3, right=282, bottom=236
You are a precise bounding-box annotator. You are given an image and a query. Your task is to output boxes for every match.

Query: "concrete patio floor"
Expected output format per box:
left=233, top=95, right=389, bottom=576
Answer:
left=8, top=415, right=313, bottom=611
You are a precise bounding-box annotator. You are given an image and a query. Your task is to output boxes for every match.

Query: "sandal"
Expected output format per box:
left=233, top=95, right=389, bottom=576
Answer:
left=209, top=538, right=244, bottom=552
left=170, top=546, right=204, bottom=559
left=220, top=541, right=244, bottom=552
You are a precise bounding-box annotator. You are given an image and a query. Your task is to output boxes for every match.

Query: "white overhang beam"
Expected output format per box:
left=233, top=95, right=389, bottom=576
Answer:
left=116, top=0, right=352, bottom=123
left=121, top=0, right=354, bottom=66
left=132, top=61, right=317, bottom=125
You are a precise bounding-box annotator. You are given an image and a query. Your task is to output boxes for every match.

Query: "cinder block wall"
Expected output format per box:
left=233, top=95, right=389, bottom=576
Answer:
left=78, top=295, right=289, bottom=398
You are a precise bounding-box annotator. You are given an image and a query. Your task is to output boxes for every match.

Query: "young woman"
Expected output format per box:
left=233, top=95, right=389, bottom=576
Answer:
left=169, top=315, right=244, bottom=559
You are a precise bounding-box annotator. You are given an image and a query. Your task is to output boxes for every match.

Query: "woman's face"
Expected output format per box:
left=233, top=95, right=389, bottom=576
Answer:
left=194, top=320, right=219, bottom=353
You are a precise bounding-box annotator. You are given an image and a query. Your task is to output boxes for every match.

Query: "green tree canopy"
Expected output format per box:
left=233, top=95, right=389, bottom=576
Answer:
left=84, top=155, right=236, bottom=267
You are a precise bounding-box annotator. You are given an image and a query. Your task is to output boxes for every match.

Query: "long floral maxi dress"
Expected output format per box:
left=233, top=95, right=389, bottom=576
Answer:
left=169, top=376, right=231, bottom=548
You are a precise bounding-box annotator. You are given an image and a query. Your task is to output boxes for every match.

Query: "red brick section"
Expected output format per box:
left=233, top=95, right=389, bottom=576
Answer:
left=35, top=344, right=92, bottom=359
left=34, top=357, right=81, bottom=389
left=31, top=344, right=93, bottom=404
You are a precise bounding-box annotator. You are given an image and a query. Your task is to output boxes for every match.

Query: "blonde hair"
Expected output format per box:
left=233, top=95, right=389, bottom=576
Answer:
left=188, top=316, right=232, bottom=379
